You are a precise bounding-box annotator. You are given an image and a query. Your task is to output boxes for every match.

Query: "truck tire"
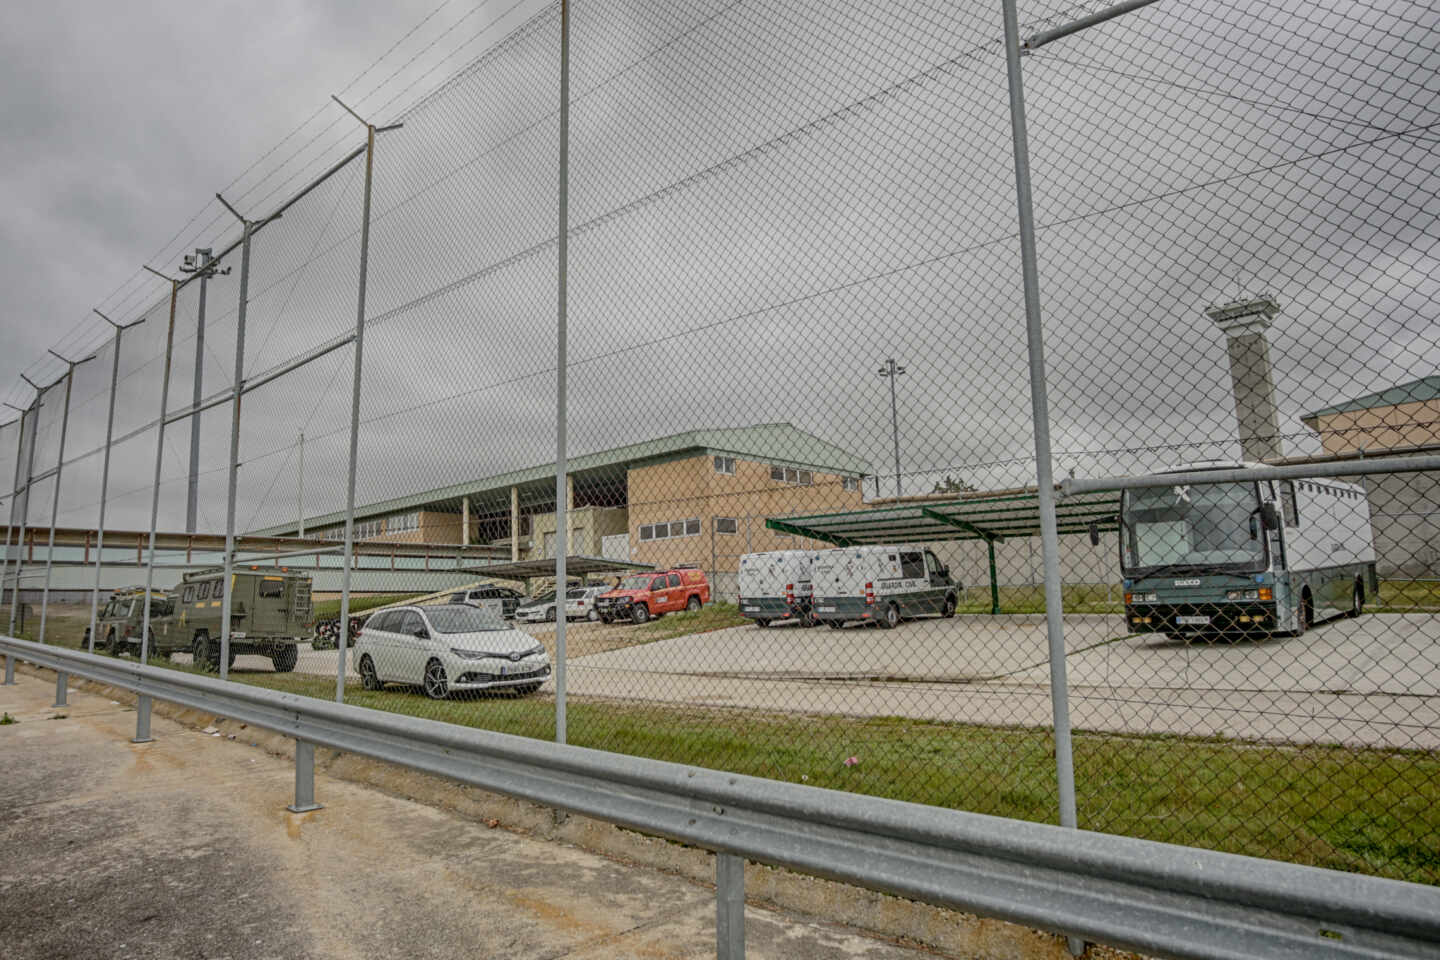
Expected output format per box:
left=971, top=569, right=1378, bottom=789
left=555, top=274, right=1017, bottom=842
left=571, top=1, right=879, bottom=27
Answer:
left=192, top=633, right=217, bottom=673
left=631, top=604, right=650, bottom=625
left=105, top=629, right=119, bottom=656
left=271, top=645, right=298, bottom=673
left=941, top=593, right=957, bottom=619
left=686, top=595, right=702, bottom=613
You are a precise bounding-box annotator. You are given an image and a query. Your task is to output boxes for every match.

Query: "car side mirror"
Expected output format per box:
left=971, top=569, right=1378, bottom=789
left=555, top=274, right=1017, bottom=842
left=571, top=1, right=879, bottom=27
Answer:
left=413, top=628, right=429, bottom=639
left=1261, top=503, right=1280, bottom=531
left=1248, top=514, right=1260, bottom=540
left=1088, top=521, right=1101, bottom=547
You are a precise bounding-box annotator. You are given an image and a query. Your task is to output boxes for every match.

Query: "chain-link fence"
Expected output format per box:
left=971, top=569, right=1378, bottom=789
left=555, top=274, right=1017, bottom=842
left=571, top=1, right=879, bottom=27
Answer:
left=3, top=0, right=1438, bottom=888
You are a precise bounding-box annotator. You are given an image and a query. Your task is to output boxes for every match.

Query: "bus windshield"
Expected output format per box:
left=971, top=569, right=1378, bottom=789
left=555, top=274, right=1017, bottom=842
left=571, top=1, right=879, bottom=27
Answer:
left=1120, top=481, right=1266, bottom=575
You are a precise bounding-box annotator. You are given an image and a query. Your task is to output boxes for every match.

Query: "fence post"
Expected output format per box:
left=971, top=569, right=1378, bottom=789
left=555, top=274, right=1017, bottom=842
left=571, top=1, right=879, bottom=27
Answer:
left=138, top=269, right=179, bottom=700
left=327, top=97, right=398, bottom=704
left=3, top=400, right=32, bottom=668
left=88, top=315, right=136, bottom=654
left=1000, top=0, right=1082, bottom=952
left=39, top=353, right=90, bottom=645
left=8, top=398, right=41, bottom=637
left=554, top=0, right=571, bottom=745
left=287, top=740, right=323, bottom=812
left=716, top=851, right=746, bottom=959
left=215, top=197, right=255, bottom=683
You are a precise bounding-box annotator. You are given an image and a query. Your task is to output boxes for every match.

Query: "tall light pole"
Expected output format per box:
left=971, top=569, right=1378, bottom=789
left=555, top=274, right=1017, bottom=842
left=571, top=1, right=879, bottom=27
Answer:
left=178, top=247, right=229, bottom=533
left=877, top=359, right=907, bottom=500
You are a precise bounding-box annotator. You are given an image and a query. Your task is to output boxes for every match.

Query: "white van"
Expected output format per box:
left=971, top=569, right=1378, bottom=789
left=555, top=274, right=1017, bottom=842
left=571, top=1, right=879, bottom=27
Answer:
left=811, top=544, right=960, bottom=629
left=737, top=550, right=817, bottom=627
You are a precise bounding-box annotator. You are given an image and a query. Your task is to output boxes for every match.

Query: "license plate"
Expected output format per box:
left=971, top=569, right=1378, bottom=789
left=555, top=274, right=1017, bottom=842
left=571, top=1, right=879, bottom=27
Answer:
left=1176, top=615, right=1210, bottom=626
left=817, top=606, right=835, bottom=613
left=743, top=605, right=759, bottom=612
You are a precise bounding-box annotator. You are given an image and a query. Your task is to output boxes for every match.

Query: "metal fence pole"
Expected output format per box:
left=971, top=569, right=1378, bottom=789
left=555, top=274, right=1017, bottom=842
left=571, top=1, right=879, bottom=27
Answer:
left=87, top=314, right=133, bottom=654
left=39, top=353, right=89, bottom=645
left=716, top=851, right=746, bottom=960
left=216, top=198, right=254, bottom=683
left=1000, top=0, right=1082, bottom=874
left=554, top=0, right=570, bottom=745
left=332, top=104, right=378, bottom=705
left=186, top=253, right=210, bottom=534
left=139, top=271, right=180, bottom=674
left=2, top=401, right=31, bottom=660
left=9, top=396, right=41, bottom=637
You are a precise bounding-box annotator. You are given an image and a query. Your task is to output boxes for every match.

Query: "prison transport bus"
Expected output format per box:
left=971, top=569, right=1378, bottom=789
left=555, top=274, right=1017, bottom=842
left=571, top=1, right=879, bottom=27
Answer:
left=1094, top=462, right=1379, bottom=638
left=737, top=550, right=818, bottom=627
left=810, top=544, right=960, bottom=630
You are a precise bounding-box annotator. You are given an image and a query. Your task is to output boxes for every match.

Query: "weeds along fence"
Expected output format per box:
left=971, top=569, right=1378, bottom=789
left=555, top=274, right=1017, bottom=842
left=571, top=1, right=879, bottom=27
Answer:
left=3, top=0, right=1440, bottom=890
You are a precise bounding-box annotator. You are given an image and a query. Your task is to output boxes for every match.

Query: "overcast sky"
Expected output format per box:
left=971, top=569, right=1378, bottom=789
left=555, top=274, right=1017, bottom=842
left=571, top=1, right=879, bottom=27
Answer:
left=1, top=0, right=1436, bottom=537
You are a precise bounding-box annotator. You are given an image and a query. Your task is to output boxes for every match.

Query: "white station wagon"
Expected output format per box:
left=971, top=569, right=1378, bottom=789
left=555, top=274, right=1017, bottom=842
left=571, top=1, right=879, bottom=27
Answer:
left=354, top=603, right=551, bottom=700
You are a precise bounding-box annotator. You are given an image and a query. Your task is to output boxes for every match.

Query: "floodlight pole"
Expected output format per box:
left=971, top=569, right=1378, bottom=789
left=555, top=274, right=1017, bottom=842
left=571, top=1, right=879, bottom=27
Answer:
left=330, top=96, right=403, bottom=703
left=878, top=359, right=906, bottom=500
left=182, top=248, right=218, bottom=533
left=554, top=0, right=571, bottom=744
left=87, top=310, right=143, bottom=654
left=38, top=350, right=95, bottom=646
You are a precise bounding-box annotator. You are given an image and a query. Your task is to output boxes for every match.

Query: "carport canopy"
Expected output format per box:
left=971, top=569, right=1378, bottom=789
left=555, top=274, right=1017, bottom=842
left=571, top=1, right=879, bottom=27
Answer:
left=765, top=489, right=1120, bottom=613
left=462, top=554, right=654, bottom=585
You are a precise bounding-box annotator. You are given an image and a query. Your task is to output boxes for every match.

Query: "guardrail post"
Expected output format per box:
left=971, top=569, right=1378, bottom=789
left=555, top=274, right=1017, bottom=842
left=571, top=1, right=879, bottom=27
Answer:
left=716, top=852, right=745, bottom=960
left=52, top=670, right=68, bottom=708
left=3, top=654, right=14, bottom=685
left=131, top=693, right=153, bottom=743
left=287, top=739, right=323, bottom=813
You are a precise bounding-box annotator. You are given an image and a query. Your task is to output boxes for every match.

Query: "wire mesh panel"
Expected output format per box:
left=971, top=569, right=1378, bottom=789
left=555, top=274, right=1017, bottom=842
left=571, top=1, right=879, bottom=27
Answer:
left=1, top=0, right=1436, bottom=896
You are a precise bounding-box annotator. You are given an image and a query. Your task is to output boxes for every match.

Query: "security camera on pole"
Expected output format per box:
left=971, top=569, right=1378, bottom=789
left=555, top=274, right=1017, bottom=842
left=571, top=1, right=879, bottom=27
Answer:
left=877, top=359, right=907, bottom=500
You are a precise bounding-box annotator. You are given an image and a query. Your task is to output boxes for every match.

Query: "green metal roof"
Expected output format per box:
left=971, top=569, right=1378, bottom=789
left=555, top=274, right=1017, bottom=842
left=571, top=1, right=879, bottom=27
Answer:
left=253, top=423, right=871, bottom=537
left=1302, top=375, right=1440, bottom=421
left=765, top=489, right=1121, bottom=545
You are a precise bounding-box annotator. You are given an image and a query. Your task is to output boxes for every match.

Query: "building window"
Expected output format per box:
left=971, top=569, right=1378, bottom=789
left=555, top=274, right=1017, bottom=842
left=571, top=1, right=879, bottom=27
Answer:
left=842, top=476, right=859, bottom=492
left=386, top=511, right=420, bottom=533
left=715, top=517, right=738, bottom=535
left=639, top=518, right=701, bottom=542
left=713, top=455, right=735, bottom=475
left=770, top=465, right=814, bottom=486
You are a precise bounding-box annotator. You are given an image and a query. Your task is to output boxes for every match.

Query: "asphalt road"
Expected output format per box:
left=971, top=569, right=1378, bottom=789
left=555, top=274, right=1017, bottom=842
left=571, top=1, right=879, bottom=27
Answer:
left=273, top=612, right=1440, bottom=749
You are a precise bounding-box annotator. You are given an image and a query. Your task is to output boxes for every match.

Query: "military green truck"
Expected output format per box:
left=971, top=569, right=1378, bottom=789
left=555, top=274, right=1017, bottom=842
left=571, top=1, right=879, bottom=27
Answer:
left=85, top=587, right=174, bottom=658
left=89, top=569, right=314, bottom=672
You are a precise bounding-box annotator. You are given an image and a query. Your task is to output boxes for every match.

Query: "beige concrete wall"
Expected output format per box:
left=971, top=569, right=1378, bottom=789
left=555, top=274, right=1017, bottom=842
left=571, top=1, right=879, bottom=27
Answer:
left=1308, top=399, right=1440, bottom=455
left=628, top=454, right=864, bottom=575
left=367, top=510, right=469, bottom=545
left=529, top=505, right=629, bottom=557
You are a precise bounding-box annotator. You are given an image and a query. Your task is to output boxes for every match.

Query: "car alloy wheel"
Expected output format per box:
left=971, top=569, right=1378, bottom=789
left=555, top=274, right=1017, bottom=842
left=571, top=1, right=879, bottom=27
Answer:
left=423, top=659, right=449, bottom=700
left=359, top=655, right=382, bottom=691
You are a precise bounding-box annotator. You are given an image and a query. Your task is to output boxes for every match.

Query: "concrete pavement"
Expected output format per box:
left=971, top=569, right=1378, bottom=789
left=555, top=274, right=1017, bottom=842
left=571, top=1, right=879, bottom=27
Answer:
left=0, top=673, right=969, bottom=960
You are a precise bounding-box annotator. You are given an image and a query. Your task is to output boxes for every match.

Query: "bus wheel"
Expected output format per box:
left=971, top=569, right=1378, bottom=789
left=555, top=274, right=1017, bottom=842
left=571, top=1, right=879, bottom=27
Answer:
left=1349, top=580, right=1365, bottom=618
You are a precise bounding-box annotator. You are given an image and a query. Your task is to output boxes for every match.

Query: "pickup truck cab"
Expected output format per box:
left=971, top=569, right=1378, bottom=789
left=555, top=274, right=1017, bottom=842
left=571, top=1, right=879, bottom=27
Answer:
left=596, top=567, right=710, bottom=624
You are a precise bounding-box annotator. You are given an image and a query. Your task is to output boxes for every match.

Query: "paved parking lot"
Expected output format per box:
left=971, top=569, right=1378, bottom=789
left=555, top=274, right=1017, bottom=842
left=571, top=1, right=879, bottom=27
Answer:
left=276, top=612, right=1440, bottom=749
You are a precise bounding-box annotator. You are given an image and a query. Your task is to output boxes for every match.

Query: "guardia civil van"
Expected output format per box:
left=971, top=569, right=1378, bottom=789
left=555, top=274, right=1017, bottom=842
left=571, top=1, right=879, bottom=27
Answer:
left=810, top=544, right=959, bottom=629
left=1093, top=462, right=1378, bottom=638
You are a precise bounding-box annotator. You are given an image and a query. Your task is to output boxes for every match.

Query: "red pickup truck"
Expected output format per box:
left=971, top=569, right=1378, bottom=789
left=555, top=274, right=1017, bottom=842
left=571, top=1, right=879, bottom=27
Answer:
left=595, top=567, right=710, bottom=624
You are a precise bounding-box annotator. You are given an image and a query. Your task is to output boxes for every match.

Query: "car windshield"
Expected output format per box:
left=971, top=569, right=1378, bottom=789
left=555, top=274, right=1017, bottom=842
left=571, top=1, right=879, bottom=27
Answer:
left=1121, top=481, right=1265, bottom=574
left=617, top=575, right=651, bottom=590
left=422, top=605, right=507, bottom=634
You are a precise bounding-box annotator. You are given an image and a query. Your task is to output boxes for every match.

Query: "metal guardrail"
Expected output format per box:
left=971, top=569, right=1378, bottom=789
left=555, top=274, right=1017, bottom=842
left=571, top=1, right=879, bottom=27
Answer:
left=5, top=634, right=1440, bottom=960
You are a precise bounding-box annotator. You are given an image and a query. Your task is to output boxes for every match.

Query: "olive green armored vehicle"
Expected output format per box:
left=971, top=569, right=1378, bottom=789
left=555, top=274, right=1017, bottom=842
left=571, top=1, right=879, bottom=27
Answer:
left=89, top=569, right=313, bottom=672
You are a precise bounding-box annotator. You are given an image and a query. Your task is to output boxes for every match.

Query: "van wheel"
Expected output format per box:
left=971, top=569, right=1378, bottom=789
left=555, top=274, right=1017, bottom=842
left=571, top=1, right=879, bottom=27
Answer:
left=631, top=604, right=650, bottom=625
left=271, top=645, right=298, bottom=673
left=423, top=659, right=449, bottom=700
left=941, top=594, right=957, bottom=619
left=192, top=633, right=217, bottom=673
left=880, top=603, right=900, bottom=630
left=686, top=595, right=702, bottom=613
left=359, top=655, right=382, bottom=691
left=1349, top=580, right=1365, bottom=618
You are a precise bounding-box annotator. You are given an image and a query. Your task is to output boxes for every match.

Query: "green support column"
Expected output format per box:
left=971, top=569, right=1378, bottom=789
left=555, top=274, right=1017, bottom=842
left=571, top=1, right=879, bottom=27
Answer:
left=988, top=538, right=1000, bottom=615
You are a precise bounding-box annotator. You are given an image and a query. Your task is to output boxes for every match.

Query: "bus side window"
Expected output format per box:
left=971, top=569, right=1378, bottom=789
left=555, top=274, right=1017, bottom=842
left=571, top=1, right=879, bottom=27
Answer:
left=1281, top=481, right=1299, bottom=527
